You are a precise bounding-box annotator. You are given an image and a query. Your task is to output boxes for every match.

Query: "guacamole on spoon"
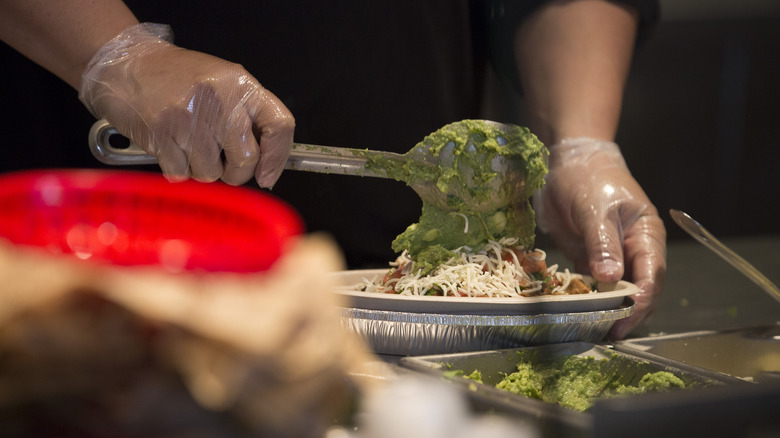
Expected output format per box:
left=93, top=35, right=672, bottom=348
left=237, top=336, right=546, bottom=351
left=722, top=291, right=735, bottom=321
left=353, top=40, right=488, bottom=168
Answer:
left=366, top=120, right=548, bottom=274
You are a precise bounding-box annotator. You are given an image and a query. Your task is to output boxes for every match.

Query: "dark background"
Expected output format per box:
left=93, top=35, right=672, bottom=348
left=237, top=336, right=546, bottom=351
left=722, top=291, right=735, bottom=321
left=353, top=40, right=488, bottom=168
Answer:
left=619, top=4, right=780, bottom=242
left=1, top=1, right=778, bottom=245
left=485, top=0, right=780, bottom=244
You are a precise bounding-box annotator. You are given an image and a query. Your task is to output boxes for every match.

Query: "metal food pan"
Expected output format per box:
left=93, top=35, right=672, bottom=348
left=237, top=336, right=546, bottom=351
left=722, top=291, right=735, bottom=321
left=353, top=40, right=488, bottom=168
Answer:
left=339, top=298, right=634, bottom=356
left=615, top=323, right=780, bottom=383
left=398, top=342, right=746, bottom=436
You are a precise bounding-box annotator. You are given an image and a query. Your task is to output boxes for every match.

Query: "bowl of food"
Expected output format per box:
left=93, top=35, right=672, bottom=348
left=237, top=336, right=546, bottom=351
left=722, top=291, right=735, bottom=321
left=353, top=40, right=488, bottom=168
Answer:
left=333, top=238, right=639, bottom=315
left=332, top=238, right=638, bottom=355
left=329, top=121, right=637, bottom=354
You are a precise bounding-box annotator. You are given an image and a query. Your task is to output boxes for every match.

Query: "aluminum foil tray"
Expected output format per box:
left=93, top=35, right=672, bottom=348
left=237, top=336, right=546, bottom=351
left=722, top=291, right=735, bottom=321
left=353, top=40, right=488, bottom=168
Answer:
left=398, top=342, right=746, bottom=436
left=615, top=323, right=780, bottom=383
left=339, top=298, right=634, bottom=355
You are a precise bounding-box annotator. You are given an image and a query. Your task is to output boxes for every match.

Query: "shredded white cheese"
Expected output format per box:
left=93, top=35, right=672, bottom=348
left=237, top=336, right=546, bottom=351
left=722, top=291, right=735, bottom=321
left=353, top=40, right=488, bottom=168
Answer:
left=361, top=237, right=594, bottom=298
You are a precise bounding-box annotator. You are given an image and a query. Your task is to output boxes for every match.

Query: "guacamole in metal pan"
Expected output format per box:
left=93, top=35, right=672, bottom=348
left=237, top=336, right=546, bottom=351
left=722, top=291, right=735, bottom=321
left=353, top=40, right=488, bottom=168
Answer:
left=489, top=354, right=686, bottom=412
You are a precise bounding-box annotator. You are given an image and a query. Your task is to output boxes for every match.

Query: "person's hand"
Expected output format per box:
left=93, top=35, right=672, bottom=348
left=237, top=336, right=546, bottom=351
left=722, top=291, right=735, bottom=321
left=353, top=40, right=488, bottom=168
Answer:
left=533, top=138, right=666, bottom=339
left=79, top=23, right=294, bottom=187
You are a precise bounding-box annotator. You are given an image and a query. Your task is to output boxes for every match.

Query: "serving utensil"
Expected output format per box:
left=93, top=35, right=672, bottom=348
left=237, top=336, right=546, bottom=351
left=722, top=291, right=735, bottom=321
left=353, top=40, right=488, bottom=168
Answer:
left=88, top=119, right=523, bottom=213
left=669, top=209, right=780, bottom=304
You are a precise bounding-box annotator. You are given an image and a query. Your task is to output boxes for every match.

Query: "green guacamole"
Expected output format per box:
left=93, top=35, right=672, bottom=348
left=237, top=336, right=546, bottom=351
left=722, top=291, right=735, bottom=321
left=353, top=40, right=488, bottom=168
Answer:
left=365, top=120, right=548, bottom=274
left=494, top=354, right=686, bottom=412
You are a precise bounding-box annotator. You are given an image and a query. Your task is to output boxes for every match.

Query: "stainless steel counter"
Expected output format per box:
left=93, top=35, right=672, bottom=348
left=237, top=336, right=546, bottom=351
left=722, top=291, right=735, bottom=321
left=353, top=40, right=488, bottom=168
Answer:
left=545, top=234, right=780, bottom=338
left=635, top=235, right=779, bottom=337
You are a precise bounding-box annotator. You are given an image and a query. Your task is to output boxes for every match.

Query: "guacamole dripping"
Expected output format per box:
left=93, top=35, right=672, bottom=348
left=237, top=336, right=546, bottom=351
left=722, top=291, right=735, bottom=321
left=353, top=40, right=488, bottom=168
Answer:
left=365, top=120, right=548, bottom=274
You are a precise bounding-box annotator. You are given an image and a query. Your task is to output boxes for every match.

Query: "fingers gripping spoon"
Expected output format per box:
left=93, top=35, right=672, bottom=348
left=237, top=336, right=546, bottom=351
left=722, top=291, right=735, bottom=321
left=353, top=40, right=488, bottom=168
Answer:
left=88, top=119, right=531, bottom=213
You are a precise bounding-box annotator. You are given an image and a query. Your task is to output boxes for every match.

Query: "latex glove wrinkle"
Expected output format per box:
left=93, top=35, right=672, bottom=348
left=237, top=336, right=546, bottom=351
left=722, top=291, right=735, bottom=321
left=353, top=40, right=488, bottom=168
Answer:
left=534, top=137, right=666, bottom=339
left=79, top=23, right=294, bottom=187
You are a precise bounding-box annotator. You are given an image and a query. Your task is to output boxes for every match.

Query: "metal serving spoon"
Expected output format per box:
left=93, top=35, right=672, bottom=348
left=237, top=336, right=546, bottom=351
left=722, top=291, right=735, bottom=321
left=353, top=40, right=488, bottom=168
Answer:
left=669, top=209, right=780, bottom=304
left=88, top=119, right=524, bottom=213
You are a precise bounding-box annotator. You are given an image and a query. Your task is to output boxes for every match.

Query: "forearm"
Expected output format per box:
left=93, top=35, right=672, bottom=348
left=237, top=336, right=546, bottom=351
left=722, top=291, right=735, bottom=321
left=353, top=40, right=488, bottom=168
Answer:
left=514, top=0, right=638, bottom=145
left=0, top=0, right=139, bottom=89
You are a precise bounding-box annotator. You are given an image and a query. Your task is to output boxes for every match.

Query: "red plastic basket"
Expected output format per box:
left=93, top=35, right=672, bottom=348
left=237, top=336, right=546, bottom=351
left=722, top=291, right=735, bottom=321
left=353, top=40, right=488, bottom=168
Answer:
left=0, top=170, right=304, bottom=273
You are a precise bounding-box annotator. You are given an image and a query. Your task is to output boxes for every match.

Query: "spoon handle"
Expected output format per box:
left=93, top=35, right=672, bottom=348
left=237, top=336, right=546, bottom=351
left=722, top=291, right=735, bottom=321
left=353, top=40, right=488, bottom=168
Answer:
left=88, top=119, right=158, bottom=165
left=88, top=119, right=401, bottom=178
left=285, top=143, right=400, bottom=178
left=669, top=209, right=780, bottom=304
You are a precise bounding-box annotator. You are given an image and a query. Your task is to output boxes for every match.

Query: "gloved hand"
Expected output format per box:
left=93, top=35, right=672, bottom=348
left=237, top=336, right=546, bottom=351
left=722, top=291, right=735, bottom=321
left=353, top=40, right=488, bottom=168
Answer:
left=79, top=23, right=294, bottom=188
left=533, top=138, right=666, bottom=339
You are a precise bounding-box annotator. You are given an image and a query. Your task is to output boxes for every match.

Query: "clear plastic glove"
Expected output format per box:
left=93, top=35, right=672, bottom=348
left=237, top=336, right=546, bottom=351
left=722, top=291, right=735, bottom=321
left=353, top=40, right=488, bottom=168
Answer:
left=533, top=138, right=666, bottom=339
left=79, top=23, right=294, bottom=187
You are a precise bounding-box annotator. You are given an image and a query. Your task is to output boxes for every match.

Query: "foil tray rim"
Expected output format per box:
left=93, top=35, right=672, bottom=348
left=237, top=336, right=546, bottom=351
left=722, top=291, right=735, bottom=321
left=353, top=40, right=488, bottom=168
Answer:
left=339, top=297, right=634, bottom=327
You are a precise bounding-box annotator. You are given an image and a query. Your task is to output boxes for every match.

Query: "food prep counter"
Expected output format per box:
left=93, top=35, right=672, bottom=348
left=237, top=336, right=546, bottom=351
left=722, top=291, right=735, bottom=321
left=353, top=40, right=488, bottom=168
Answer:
left=624, top=235, right=780, bottom=337
left=360, top=235, right=780, bottom=437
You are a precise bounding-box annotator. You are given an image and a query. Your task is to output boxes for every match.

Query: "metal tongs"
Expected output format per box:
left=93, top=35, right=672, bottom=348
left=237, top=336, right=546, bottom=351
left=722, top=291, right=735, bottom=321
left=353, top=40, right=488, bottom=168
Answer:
left=670, top=209, right=780, bottom=304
